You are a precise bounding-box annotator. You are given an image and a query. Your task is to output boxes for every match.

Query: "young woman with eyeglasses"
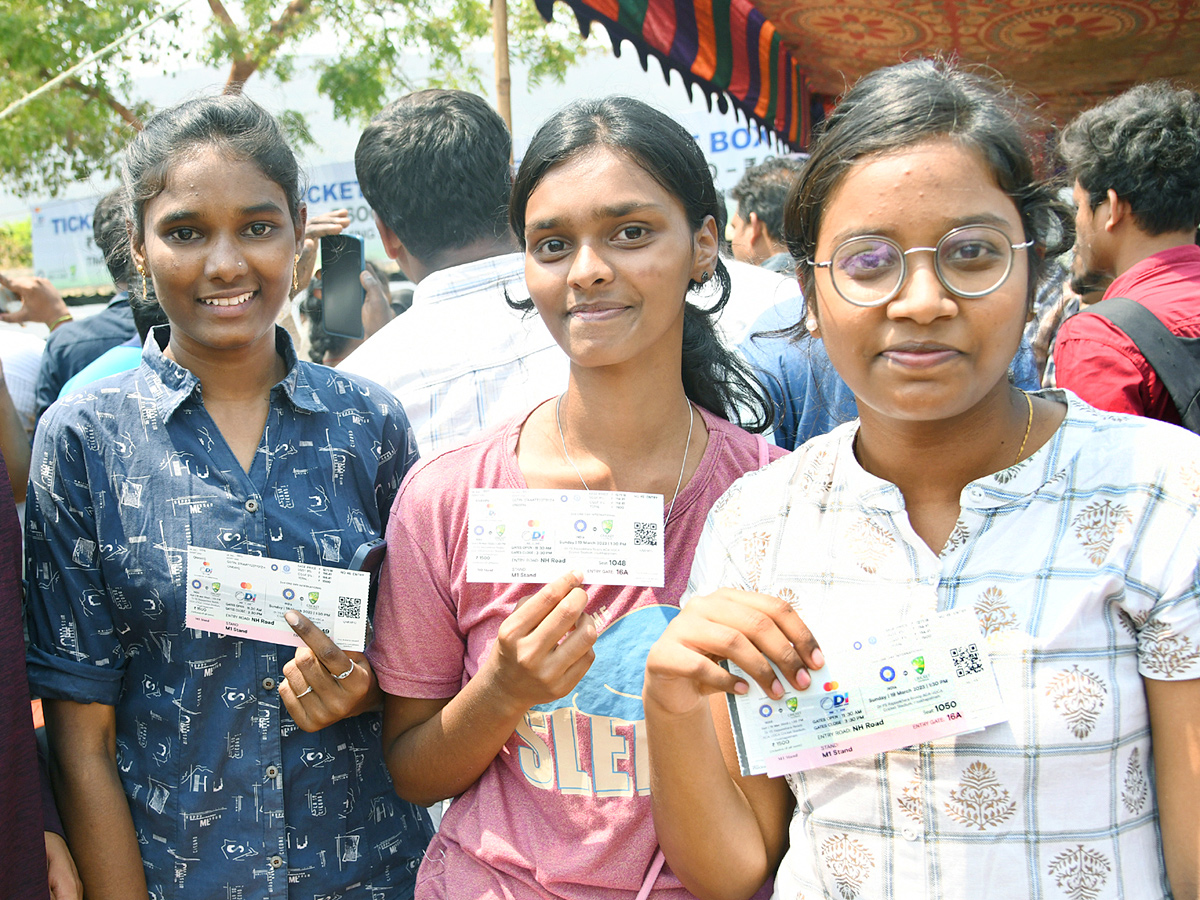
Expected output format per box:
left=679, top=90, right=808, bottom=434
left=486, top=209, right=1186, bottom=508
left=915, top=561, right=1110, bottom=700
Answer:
left=643, top=60, right=1200, bottom=900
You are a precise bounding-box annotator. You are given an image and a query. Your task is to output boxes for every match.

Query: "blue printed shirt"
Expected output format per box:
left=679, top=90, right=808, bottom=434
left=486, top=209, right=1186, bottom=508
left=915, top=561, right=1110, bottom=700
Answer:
left=740, top=293, right=1042, bottom=450
left=25, top=326, right=433, bottom=899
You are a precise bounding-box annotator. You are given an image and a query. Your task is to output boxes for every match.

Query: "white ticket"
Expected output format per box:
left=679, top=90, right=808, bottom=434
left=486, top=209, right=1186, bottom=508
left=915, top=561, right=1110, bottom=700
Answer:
left=185, top=546, right=370, bottom=651
left=727, top=606, right=1007, bottom=776
left=466, top=489, right=665, bottom=586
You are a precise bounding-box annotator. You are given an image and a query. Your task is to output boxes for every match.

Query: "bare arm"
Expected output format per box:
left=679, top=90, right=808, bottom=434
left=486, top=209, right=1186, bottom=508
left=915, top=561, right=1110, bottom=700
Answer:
left=381, top=570, right=596, bottom=807
left=644, top=589, right=822, bottom=900
left=1146, top=676, right=1200, bottom=900
left=0, top=273, right=70, bottom=327
left=0, top=360, right=30, bottom=501
left=42, top=700, right=147, bottom=899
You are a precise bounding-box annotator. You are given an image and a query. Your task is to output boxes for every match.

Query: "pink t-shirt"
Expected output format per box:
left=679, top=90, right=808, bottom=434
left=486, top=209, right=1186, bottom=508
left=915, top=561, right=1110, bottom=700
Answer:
left=370, top=403, right=783, bottom=900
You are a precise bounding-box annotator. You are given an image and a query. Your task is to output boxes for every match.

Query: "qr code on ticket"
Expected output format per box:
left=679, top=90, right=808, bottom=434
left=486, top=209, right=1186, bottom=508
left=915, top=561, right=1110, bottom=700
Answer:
left=951, top=643, right=983, bottom=677
left=338, top=596, right=361, bottom=619
left=633, top=522, right=658, bottom=547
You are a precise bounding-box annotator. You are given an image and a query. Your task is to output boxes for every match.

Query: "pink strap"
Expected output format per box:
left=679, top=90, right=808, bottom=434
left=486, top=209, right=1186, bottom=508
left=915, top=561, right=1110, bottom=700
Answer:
left=635, top=849, right=666, bottom=900
left=756, top=433, right=771, bottom=469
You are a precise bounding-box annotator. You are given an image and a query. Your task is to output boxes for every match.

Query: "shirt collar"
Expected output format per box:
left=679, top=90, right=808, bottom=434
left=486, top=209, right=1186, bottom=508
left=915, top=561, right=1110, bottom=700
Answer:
left=1105, top=243, right=1200, bottom=300
left=413, top=252, right=526, bottom=307
left=141, top=325, right=326, bottom=421
left=825, top=389, right=1095, bottom=512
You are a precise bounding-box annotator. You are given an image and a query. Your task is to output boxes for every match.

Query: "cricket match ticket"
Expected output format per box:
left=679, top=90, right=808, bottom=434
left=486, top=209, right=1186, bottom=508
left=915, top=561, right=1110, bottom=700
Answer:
left=185, top=546, right=370, bottom=651
left=727, top=606, right=1008, bottom=777
left=466, top=488, right=665, bottom=586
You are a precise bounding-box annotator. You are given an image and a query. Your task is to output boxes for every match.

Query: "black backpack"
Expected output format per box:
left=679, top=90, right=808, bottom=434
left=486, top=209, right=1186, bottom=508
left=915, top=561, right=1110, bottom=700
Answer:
left=1086, top=296, right=1200, bottom=433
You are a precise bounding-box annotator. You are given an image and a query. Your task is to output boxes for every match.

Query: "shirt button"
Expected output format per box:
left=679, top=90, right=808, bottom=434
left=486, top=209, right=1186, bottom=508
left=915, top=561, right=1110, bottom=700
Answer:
left=262, top=677, right=276, bottom=691
left=269, top=855, right=284, bottom=869
left=902, top=828, right=919, bottom=842
left=265, top=764, right=279, bottom=779
left=244, top=497, right=260, bottom=513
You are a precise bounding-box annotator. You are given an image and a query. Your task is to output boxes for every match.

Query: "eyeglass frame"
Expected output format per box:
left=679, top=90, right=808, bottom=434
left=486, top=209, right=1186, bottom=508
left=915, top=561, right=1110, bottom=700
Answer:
left=808, top=224, right=1036, bottom=308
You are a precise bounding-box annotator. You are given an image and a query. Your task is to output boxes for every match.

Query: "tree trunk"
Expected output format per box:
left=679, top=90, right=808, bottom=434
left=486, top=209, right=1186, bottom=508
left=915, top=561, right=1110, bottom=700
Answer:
left=493, top=0, right=512, bottom=141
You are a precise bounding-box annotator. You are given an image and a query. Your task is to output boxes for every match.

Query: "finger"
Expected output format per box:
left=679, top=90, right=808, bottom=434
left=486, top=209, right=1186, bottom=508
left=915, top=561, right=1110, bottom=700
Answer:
left=709, top=590, right=823, bottom=687
left=305, top=221, right=350, bottom=239
left=284, top=609, right=354, bottom=678
left=278, top=680, right=314, bottom=731
left=685, top=616, right=790, bottom=698
left=555, top=644, right=597, bottom=695
left=528, top=586, right=591, bottom=650
left=502, top=570, right=585, bottom=636
left=309, top=209, right=351, bottom=225
left=360, top=268, right=389, bottom=305
left=550, top=610, right=597, bottom=665
left=281, top=654, right=313, bottom=698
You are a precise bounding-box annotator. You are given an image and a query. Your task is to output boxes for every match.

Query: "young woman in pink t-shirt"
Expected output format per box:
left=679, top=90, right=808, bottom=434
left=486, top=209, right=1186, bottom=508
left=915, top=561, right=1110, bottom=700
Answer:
left=368, top=97, right=782, bottom=899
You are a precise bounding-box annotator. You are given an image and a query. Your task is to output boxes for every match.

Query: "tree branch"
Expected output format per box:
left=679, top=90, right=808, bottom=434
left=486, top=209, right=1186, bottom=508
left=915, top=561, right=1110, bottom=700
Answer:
left=224, top=0, right=311, bottom=92
left=206, top=0, right=237, bottom=30
left=63, top=77, right=142, bottom=129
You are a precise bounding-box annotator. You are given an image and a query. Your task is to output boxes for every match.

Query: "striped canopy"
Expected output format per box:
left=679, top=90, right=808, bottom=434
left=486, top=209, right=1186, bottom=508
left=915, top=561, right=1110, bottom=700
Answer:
left=540, top=0, right=1200, bottom=142
left=534, top=0, right=814, bottom=149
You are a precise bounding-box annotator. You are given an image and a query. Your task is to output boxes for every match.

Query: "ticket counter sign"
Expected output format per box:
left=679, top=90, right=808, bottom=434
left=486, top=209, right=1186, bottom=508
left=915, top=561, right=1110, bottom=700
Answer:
left=30, top=196, right=111, bottom=289
left=302, top=161, right=386, bottom=261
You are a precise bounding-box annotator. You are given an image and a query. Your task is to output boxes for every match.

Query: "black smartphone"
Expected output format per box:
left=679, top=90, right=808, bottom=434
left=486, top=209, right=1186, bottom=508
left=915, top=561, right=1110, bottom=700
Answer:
left=348, top=537, right=386, bottom=574
left=350, top=537, right=387, bottom=621
left=320, top=233, right=366, bottom=339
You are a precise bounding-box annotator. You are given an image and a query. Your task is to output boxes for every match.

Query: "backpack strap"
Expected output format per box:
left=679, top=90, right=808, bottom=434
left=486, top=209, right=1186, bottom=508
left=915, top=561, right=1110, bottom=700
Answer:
left=1085, top=296, right=1200, bottom=432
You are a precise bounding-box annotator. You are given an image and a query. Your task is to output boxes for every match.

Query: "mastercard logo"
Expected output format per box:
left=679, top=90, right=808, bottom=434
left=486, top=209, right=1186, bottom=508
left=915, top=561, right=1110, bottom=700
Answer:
left=240, top=582, right=252, bottom=590
left=823, top=681, right=839, bottom=692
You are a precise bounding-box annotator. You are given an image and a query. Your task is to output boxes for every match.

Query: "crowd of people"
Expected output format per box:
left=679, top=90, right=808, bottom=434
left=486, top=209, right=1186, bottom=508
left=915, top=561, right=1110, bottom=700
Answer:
left=1, top=56, right=1197, bottom=900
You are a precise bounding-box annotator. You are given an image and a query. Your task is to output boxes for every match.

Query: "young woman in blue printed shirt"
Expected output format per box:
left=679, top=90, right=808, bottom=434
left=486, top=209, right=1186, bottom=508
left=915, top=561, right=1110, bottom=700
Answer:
left=25, top=94, right=432, bottom=900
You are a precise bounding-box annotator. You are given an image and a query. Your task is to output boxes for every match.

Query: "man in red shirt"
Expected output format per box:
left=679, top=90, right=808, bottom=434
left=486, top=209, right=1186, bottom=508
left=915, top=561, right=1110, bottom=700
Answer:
left=1053, top=82, right=1200, bottom=425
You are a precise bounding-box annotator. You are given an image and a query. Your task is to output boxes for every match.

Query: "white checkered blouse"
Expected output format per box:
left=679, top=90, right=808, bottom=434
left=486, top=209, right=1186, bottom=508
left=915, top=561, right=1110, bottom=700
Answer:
left=686, top=391, right=1199, bottom=900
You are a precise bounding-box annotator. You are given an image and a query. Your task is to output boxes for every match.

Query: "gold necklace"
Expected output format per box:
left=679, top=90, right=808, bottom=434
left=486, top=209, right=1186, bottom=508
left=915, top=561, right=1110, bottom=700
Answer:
left=555, top=393, right=695, bottom=528
left=1013, top=391, right=1033, bottom=466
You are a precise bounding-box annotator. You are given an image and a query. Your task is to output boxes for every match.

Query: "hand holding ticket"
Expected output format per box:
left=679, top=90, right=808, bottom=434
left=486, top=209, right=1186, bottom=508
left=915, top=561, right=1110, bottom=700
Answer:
left=725, top=606, right=1008, bottom=776
left=644, top=587, right=824, bottom=719
left=480, top=570, right=598, bottom=716
left=185, top=546, right=370, bottom=651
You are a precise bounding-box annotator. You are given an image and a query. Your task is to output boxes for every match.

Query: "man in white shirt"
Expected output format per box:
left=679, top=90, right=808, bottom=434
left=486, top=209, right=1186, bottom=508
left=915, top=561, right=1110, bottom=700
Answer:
left=338, top=90, right=568, bottom=456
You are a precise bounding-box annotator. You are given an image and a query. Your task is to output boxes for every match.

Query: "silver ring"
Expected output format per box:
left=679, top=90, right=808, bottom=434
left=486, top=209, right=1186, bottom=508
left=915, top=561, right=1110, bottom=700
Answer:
left=332, top=660, right=357, bottom=681
left=295, top=686, right=314, bottom=698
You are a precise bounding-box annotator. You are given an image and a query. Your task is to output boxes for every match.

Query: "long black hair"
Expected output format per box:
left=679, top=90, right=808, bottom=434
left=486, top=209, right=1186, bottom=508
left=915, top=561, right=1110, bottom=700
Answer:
left=509, top=96, right=772, bottom=431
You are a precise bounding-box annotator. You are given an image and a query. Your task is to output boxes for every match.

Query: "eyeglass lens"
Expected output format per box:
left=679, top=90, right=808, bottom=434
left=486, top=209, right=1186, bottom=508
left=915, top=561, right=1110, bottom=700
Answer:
left=831, top=225, right=1015, bottom=305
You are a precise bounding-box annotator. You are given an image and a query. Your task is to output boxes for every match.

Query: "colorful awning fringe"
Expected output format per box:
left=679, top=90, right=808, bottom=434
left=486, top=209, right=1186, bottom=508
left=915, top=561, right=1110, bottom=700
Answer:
left=534, top=0, right=812, bottom=149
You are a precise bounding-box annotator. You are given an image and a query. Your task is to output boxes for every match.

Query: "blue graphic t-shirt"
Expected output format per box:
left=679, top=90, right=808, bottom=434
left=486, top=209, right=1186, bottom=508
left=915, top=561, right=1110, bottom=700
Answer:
left=25, top=326, right=433, bottom=899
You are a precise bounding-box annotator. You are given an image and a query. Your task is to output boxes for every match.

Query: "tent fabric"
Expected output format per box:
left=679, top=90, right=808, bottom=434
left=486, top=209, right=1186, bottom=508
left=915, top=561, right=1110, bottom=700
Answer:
left=534, top=0, right=812, bottom=149
left=714, top=0, right=1200, bottom=123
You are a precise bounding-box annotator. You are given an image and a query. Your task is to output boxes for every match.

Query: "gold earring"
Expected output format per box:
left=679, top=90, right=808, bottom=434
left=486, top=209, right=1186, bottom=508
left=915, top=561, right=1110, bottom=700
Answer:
left=292, top=254, right=300, bottom=293
left=137, top=264, right=148, bottom=300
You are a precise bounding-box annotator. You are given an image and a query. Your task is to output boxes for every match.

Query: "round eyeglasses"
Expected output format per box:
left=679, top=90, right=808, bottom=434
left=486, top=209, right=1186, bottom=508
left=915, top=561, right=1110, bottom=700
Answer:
left=810, top=224, right=1034, bottom=308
